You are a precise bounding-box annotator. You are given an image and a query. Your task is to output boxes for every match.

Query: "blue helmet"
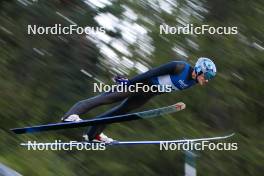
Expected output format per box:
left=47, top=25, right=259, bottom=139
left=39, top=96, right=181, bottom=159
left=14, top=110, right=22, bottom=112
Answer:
left=194, top=57, right=217, bottom=80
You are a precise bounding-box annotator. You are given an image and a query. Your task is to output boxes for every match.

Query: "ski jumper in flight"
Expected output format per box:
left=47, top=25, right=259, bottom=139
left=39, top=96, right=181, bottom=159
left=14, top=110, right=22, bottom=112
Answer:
left=61, top=57, right=217, bottom=143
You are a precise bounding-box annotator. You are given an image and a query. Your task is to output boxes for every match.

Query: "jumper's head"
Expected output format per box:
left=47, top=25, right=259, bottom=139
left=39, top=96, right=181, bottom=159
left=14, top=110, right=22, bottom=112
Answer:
left=193, top=57, right=217, bottom=86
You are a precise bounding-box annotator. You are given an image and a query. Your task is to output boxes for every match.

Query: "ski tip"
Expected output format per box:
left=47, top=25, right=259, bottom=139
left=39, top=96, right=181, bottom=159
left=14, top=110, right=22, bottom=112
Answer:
left=227, top=133, right=235, bottom=138
left=174, top=102, right=186, bottom=110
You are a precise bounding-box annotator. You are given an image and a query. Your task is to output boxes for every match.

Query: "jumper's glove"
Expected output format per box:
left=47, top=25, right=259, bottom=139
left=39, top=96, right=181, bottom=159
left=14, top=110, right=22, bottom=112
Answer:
left=113, top=75, right=130, bottom=85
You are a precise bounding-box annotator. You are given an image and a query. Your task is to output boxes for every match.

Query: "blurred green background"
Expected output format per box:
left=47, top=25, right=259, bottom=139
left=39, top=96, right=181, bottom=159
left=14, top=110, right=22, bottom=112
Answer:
left=0, top=0, right=263, bottom=175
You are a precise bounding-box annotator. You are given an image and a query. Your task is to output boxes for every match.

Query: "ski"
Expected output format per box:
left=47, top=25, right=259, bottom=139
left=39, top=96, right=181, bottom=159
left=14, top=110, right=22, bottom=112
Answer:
left=20, top=133, right=235, bottom=147
left=11, top=102, right=185, bottom=134
left=107, top=133, right=235, bottom=146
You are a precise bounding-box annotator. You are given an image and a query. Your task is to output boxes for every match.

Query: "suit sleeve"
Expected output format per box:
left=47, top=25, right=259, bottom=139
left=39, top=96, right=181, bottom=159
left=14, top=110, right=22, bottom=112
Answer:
left=129, top=61, right=185, bottom=84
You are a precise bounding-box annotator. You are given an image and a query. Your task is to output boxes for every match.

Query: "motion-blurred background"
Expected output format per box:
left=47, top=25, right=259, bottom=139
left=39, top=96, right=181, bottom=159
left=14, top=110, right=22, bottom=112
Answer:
left=0, top=0, right=263, bottom=175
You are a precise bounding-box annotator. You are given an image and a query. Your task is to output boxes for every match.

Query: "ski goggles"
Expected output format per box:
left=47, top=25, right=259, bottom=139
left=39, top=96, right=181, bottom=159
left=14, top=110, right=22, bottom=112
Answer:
left=204, top=71, right=216, bottom=80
